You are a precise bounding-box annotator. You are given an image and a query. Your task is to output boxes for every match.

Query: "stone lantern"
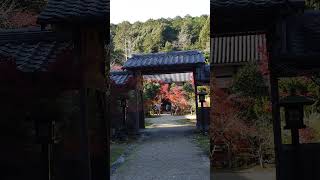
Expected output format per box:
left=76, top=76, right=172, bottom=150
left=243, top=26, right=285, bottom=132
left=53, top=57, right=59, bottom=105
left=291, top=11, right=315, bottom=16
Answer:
left=198, top=91, right=208, bottom=134
left=279, top=90, right=314, bottom=144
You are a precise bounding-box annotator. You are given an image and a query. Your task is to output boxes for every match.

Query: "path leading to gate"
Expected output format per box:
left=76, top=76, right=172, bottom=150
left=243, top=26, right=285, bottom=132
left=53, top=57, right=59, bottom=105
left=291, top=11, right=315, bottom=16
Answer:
left=111, top=114, right=210, bottom=180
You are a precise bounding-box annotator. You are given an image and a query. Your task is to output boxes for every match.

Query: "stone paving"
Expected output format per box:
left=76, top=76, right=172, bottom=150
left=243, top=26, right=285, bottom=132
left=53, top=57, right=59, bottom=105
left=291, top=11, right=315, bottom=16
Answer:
left=110, top=114, right=210, bottom=180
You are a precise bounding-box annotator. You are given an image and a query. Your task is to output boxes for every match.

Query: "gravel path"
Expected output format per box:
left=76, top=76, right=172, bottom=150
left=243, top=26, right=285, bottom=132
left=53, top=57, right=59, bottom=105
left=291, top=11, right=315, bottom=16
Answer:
left=111, top=115, right=209, bottom=180
left=146, top=114, right=197, bottom=128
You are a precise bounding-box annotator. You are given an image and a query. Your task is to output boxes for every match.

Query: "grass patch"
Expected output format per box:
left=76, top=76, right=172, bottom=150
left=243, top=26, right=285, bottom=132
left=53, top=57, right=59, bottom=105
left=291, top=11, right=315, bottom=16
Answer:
left=193, top=132, right=210, bottom=156
left=214, top=164, right=276, bottom=172
left=110, top=144, right=126, bottom=165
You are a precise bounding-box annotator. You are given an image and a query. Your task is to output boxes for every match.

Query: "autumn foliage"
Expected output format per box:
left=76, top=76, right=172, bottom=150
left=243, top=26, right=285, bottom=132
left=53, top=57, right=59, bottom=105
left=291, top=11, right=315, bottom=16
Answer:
left=0, top=1, right=38, bottom=28
left=143, top=80, right=191, bottom=115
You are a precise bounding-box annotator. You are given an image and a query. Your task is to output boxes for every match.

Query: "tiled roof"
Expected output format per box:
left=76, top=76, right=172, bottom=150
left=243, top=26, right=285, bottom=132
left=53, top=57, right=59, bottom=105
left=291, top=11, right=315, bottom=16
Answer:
left=110, top=71, right=133, bottom=85
left=212, top=33, right=266, bottom=65
left=123, top=51, right=205, bottom=69
left=0, top=29, right=72, bottom=72
left=211, top=0, right=287, bottom=13
left=37, top=0, right=109, bottom=24
left=144, top=73, right=193, bottom=83
left=286, top=10, right=320, bottom=57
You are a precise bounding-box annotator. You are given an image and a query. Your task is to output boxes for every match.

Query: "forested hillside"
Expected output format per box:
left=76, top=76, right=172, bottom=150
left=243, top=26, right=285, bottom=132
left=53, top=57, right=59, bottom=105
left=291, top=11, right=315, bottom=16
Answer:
left=0, top=0, right=47, bottom=28
left=2, top=0, right=320, bottom=67
left=110, top=15, right=210, bottom=67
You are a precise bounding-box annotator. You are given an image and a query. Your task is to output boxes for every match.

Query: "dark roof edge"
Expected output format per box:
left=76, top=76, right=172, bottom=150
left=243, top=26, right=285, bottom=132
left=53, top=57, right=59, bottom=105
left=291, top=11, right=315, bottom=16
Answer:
left=212, top=31, right=267, bottom=37
left=37, top=15, right=109, bottom=26
left=123, top=62, right=205, bottom=69
left=0, top=29, right=71, bottom=43
left=131, top=50, right=203, bottom=57
left=110, top=70, right=133, bottom=75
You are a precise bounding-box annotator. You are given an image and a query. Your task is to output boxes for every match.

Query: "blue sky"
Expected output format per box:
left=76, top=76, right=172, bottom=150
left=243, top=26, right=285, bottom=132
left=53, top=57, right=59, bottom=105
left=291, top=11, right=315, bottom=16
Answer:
left=111, top=0, right=210, bottom=24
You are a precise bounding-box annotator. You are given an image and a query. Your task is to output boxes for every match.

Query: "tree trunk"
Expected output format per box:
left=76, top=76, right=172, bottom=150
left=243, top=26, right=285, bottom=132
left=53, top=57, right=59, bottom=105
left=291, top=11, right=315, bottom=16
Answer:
left=258, top=146, right=265, bottom=168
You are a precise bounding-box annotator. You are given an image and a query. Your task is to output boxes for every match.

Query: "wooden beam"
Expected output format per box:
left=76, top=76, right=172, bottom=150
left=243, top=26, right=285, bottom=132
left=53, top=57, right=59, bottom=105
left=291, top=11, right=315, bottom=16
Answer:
left=127, top=66, right=197, bottom=75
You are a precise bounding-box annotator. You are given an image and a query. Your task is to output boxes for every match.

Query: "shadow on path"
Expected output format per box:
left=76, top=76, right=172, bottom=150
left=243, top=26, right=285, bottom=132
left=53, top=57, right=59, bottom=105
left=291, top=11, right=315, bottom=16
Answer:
left=111, top=115, right=209, bottom=180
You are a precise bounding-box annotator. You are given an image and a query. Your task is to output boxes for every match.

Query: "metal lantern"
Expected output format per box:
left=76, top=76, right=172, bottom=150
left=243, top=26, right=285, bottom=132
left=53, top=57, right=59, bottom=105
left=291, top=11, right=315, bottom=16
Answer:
left=280, top=95, right=314, bottom=129
left=34, top=118, right=51, bottom=144
left=120, top=98, right=127, bottom=108
left=198, top=91, right=207, bottom=103
left=119, top=97, right=128, bottom=130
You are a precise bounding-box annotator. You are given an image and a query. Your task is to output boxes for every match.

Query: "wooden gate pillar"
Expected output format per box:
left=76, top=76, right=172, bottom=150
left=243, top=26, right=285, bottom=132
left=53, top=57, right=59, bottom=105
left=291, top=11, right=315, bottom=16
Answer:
left=193, top=69, right=200, bottom=129
left=126, top=73, right=141, bottom=135
left=80, top=26, right=108, bottom=180
left=54, top=26, right=108, bottom=180
left=267, top=21, right=283, bottom=180
left=136, top=71, right=145, bottom=129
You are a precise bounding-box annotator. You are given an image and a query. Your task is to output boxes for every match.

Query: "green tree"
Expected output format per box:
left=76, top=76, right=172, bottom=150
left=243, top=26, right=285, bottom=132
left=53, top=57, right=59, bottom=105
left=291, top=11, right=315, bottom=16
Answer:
left=178, top=21, right=192, bottom=50
left=110, top=15, right=210, bottom=56
left=143, top=81, right=161, bottom=101
left=163, top=41, right=173, bottom=52
left=306, top=0, right=320, bottom=9
left=231, top=62, right=268, bottom=98
left=198, top=16, right=210, bottom=51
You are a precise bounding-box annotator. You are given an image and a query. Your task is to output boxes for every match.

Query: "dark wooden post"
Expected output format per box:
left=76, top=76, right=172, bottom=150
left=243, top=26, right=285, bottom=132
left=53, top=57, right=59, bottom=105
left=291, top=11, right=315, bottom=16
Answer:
left=193, top=69, right=199, bottom=129
left=126, top=74, right=140, bottom=135
left=291, top=128, right=301, bottom=180
left=136, top=71, right=145, bottom=129
left=209, top=64, right=215, bottom=169
left=80, top=26, right=108, bottom=180
left=79, top=88, right=92, bottom=180
left=267, top=19, right=283, bottom=178
left=269, top=74, right=283, bottom=180
left=200, top=99, right=205, bottom=134
left=105, top=21, right=111, bottom=180
left=70, top=25, right=108, bottom=180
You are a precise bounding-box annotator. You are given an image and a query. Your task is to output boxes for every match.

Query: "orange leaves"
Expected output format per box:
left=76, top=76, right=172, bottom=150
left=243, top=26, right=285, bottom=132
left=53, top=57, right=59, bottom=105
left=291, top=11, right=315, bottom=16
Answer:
left=210, top=88, right=247, bottom=140
left=299, top=127, right=317, bottom=143
left=110, top=65, right=123, bottom=71
left=167, top=86, right=188, bottom=108
left=8, top=11, right=38, bottom=28
left=257, top=45, right=270, bottom=76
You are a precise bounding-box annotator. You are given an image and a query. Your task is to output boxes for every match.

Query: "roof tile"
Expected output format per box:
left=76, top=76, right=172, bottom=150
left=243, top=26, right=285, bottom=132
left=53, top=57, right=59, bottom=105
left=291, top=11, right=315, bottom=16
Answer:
left=211, top=0, right=287, bottom=12
left=37, top=0, right=109, bottom=24
left=110, top=71, right=133, bottom=85
left=123, top=51, right=205, bottom=69
left=0, top=29, right=72, bottom=72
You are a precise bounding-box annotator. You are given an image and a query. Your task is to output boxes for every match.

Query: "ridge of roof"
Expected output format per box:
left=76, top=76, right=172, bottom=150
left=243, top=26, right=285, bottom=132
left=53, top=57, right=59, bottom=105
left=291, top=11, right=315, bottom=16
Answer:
left=131, top=50, right=202, bottom=59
